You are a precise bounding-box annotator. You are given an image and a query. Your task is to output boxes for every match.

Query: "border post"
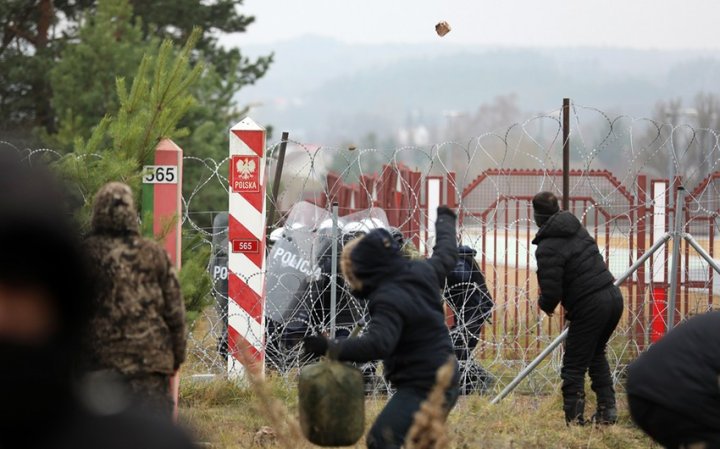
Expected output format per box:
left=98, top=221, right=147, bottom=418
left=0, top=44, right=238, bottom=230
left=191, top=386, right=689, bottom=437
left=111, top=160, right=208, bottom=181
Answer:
left=227, top=117, right=268, bottom=378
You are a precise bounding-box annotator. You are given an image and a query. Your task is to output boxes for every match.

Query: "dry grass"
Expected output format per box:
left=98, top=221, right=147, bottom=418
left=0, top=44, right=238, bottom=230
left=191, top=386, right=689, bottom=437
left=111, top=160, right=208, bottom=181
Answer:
left=178, top=376, right=654, bottom=449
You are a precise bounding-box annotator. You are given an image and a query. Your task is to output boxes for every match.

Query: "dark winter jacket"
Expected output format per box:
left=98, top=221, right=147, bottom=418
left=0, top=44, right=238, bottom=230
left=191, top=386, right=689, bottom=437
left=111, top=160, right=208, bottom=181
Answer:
left=336, top=207, right=459, bottom=390
left=446, top=245, right=493, bottom=328
left=83, top=183, right=186, bottom=376
left=532, top=211, right=614, bottom=315
left=626, top=312, right=720, bottom=429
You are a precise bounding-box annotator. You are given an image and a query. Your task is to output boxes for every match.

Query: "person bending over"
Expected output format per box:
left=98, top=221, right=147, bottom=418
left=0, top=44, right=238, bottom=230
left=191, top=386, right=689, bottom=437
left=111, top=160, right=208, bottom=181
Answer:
left=304, top=206, right=460, bottom=449
left=532, top=192, right=623, bottom=425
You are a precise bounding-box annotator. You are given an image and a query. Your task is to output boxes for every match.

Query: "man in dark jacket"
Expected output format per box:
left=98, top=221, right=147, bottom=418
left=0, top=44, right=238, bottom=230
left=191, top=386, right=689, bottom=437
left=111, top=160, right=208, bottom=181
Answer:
left=447, top=245, right=493, bottom=360
left=83, top=182, right=187, bottom=416
left=304, top=207, right=460, bottom=449
left=532, top=192, right=623, bottom=425
left=446, top=245, right=494, bottom=393
left=627, top=312, right=720, bottom=448
left=0, top=154, right=196, bottom=449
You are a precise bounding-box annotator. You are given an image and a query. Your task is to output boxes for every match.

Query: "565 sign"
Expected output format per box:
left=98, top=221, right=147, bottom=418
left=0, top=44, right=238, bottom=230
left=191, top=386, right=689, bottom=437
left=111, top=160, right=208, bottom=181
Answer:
left=143, top=165, right=178, bottom=184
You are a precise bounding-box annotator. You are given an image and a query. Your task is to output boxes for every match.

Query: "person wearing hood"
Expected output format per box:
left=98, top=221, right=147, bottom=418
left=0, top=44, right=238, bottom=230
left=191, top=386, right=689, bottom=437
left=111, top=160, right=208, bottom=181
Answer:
left=0, top=154, right=195, bottom=449
left=389, top=227, right=422, bottom=260
left=446, top=245, right=494, bottom=394
left=83, top=182, right=187, bottom=416
left=532, top=192, right=623, bottom=425
left=303, top=206, right=460, bottom=449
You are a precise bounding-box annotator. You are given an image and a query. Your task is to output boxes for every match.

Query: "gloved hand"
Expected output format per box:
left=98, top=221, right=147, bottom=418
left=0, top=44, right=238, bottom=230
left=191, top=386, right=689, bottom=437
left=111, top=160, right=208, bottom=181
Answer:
left=437, top=206, right=457, bottom=219
left=303, top=335, right=329, bottom=357
left=538, top=295, right=555, bottom=317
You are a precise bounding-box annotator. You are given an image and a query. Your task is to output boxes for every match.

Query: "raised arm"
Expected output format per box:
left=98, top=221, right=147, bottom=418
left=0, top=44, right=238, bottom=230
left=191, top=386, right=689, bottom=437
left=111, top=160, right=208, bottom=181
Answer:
left=426, top=206, right=459, bottom=286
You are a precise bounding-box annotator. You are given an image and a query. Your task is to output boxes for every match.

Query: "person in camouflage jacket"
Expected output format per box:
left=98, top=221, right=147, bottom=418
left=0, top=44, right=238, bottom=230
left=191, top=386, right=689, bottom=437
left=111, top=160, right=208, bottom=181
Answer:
left=83, top=182, right=186, bottom=416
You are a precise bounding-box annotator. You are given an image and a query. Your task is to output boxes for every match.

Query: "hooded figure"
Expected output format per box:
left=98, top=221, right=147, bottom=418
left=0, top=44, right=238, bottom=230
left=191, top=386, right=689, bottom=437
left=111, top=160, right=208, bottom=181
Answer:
left=0, top=156, right=195, bottom=449
left=83, top=182, right=186, bottom=416
left=532, top=191, right=623, bottom=425
left=446, top=245, right=493, bottom=359
left=303, top=206, right=460, bottom=449
left=389, top=227, right=423, bottom=260
left=446, top=245, right=494, bottom=394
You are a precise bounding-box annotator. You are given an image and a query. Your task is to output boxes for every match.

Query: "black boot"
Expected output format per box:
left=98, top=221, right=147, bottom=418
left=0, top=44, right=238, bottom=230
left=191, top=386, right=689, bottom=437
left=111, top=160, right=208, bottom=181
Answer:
left=563, top=391, right=586, bottom=426
left=591, top=386, right=618, bottom=425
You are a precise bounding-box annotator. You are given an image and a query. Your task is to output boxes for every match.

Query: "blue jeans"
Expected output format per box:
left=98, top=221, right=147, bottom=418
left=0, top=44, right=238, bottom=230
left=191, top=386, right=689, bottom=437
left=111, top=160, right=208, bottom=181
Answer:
left=367, top=378, right=460, bottom=449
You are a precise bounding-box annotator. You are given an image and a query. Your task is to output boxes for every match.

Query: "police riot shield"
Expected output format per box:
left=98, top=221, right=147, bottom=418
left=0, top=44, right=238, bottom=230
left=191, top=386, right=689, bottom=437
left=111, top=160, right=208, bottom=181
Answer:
left=265, top=202, right=330, bottom=324
left=209, top=212, right=229, bottom=358
left=265, top=203, right=391, bottom=371
left=265, top=204, right=390, bottom=327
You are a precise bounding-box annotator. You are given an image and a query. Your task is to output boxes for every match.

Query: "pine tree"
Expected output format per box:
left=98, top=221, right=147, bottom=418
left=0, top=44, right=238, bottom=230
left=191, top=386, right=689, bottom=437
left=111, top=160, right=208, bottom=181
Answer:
left=48, top=0, right=153, bottom=151
left=36, top=0, right=269, bottom=220
left=58, top=23, right=210, bottom=321
left=59, top=25, right=203, bottom=223
left=0, top=0, right=271, bottom=150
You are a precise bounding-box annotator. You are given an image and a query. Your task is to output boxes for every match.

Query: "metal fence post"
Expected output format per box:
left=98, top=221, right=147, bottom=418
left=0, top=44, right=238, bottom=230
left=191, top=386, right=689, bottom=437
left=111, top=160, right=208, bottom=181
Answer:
left=266, top=131, right=289, bottom=234
left=667, top=186, right=686, bottom=331
left=490, top=232, right=673, bottom=404
left=684, top=233, right=720, bottom=277
left=330, top=202, right=339, bottom=337
left=562, top=98, right=571, bottom=211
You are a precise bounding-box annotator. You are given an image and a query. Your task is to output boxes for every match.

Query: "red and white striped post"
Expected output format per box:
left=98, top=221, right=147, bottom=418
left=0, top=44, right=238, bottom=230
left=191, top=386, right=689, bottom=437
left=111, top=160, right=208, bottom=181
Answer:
left=227, top=117, right=267, bottom=378
left=140, top=138, right=183, bottom=417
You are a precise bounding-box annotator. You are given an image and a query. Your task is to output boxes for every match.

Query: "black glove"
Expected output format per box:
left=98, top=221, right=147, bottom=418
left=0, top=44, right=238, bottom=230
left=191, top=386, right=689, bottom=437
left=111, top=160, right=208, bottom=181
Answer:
left=303, top=335, right=329, bottom=357
left=437, top=206, right=457, bottom=219
left=538, top=295, right=555, bottom=316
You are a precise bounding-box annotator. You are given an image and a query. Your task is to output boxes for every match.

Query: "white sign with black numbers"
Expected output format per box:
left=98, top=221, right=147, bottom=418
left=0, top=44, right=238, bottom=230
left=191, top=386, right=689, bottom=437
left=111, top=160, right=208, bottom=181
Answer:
left=142, top=165, right=178, bottom=184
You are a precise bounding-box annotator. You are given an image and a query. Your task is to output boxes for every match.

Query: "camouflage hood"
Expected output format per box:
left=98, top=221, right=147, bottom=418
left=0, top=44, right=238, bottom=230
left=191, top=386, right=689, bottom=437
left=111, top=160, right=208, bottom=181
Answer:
left=91, top=182, right=139, bottom=235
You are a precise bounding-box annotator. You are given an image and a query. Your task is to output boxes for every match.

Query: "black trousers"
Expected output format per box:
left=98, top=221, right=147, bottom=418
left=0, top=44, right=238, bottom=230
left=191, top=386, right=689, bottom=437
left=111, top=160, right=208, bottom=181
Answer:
left=561, top=285, right=623, bottom=397
left=367, top=376, right=460, bottom=449
left=629, top=395, right=720, bottom=449
left=450, top=307, right=486, bottom=361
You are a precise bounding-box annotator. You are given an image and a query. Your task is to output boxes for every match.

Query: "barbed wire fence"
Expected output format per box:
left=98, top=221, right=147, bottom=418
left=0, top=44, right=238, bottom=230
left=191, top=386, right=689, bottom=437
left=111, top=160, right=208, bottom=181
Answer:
left=9, top=103, right=720, bottom=399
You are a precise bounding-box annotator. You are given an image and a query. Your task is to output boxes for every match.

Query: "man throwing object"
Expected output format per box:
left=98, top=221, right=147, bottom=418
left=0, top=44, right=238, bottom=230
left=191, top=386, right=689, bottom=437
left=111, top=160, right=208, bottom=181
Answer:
left=532, top=192, right=623, bottom=425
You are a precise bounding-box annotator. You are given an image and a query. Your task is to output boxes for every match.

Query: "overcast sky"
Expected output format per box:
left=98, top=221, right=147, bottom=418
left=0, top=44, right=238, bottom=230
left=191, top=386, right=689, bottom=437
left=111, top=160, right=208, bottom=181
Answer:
left=222, top=0, right=720, bottom=49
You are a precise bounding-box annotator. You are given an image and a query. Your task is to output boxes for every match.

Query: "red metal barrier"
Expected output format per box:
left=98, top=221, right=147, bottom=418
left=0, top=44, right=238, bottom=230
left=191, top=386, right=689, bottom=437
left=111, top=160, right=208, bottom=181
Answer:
left=319, top=166, right=720, bottom=357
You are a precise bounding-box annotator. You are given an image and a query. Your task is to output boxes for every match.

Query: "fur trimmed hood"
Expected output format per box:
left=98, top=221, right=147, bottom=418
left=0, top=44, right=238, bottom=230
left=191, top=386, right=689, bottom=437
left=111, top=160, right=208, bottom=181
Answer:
left=340, top=228, right=405, bottom=296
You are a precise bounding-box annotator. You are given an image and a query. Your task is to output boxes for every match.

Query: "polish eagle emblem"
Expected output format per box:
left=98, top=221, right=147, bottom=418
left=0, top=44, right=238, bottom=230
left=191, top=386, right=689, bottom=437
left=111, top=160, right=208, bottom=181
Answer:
left=235, top=157, right=256, bottom=180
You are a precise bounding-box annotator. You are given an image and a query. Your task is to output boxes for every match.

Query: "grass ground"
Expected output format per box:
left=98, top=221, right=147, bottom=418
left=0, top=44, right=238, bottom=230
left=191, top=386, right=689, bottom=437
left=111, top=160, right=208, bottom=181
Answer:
left=178, top=377, right=654, bottom=449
